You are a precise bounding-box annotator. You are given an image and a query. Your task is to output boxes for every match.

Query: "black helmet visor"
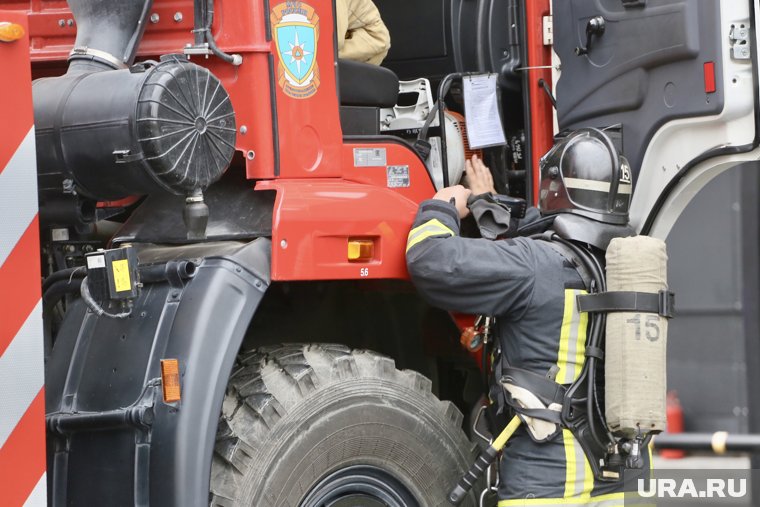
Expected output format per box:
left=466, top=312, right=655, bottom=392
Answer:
left=539, top=128, right=632, bottom=223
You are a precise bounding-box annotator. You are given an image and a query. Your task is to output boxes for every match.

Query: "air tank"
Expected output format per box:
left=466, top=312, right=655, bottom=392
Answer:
left=604, top=235, right=669, bottom=437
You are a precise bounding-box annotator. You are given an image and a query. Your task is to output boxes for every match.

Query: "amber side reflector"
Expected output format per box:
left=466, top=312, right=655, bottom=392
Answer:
left=347, top=239, right=374, bottom=261
left=0, top=22, right=25, bottom=43
left=161, top=359, right=182, bottom=403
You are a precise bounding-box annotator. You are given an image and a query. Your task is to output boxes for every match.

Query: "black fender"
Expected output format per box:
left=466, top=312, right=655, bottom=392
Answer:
left=45, top=238, right=271, bottom=507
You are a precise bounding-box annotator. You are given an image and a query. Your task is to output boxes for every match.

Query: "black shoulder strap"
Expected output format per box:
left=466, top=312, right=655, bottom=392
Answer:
left=540, top=236, right=593, bottom=291
left=500, top=367, right=566, bottom=425
left=577, top=290, right=675, bottom=318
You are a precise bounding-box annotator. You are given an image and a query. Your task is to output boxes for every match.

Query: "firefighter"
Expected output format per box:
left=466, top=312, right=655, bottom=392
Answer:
left=406, top=130, right=650, bottom=506
left=335, top=0, right=391, bottom=65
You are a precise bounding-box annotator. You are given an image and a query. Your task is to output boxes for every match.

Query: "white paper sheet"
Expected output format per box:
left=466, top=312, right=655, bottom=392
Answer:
left=463, top=73, right=507, bottom=149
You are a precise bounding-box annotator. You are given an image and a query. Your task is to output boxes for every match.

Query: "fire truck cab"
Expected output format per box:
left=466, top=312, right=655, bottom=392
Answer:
left=0, top=0, right=758, bottom=505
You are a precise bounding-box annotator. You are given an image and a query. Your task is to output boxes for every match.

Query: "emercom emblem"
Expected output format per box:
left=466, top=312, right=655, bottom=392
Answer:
left=271, top=1, right=321, bottom=99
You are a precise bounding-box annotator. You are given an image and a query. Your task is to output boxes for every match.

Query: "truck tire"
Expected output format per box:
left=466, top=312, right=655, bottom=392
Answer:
left=209, top=343, right=477, bottom=507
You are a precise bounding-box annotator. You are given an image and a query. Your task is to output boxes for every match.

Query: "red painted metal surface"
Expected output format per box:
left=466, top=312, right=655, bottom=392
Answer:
left=5, top=0, right=347, bottom=182
left=3, top=0, right=541, bottom=285
left=11, top=0, right=345, bottom=181
left=3, top=0, right=277, bottom=179
left=257, top=178, right=415, bottom=281
left=341, top=141, right=436, bottom=203
left=270, top=0, right=343, bottom=180
left=0, top=11, right=34, bottom=171
left=525, top=0, right=554, bottom=205
left=256, top=141, right=435, bottom=281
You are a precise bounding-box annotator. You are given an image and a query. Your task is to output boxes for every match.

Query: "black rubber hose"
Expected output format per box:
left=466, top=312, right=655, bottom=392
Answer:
left=193, top=0, right=207, bottom=46
left=549, top=235, right=615, bottom=447
left=44, top=260, right=196, bottom=297
left=566, top=244, right=614, bottom=446
left=572, top=246, right=616, bottom=447
left=139, top=260, right=197, bottom=284
left=204, top=0, right=240, bottom=64
left=206, top=31, right=237, bottom=64
left=42, top=277, right=84, bottom=360
left=482, top=335, right=490, bottom=391
left=43, top=278, right=84, bottom=306
left=436, top=73, right=464, bottom=188
left=42, top=266, right=86, bottom=293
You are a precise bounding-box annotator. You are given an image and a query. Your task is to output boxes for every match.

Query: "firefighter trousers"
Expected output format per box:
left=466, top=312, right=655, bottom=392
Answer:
left=497, top=427, right=652, bottom=506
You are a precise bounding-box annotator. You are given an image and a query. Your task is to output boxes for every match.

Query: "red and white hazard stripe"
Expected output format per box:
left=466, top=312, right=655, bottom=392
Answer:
left=0, top=11, right=47, bottom=507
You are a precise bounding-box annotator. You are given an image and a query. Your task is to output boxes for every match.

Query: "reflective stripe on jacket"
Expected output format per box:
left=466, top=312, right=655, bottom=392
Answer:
left=405, top=200, right=651, bottom=501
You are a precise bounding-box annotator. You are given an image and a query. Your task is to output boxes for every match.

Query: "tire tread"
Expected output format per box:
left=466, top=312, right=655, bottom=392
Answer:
left=209, top=343, right=470, bottom=506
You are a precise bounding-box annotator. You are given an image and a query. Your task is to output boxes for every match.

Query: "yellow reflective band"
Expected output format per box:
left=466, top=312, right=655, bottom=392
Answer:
left=564, top=429, right=577, bottom=498
left=572, top=298, right=589, bottom=382
left=557, top=292, right=574, bottom=384
left=563, top=430, right=594, bottom=500
left=556, top=289, right=588, bottom=384
left=582, top=444, right=594, bottom=498
left=498, top=491, right=626, bottom=506
left=406, top=218, right=455, bottom=253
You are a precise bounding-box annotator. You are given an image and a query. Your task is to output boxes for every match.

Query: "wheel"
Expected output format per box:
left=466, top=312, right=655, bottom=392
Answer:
left=210, top=343, right=478, bottom=507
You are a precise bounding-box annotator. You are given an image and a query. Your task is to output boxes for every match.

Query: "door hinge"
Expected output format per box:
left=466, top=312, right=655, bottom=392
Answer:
left=543, top=15, right=553, bottom=46
left=729, top=23, right=751, bottom=60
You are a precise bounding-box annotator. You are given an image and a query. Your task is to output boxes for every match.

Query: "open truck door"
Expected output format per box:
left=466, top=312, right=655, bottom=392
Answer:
left=550, top=0, right=759, bottom=237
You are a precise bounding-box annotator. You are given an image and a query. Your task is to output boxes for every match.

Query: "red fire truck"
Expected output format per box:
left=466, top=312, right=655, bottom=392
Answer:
left=1, top=0, right=757, bottom=505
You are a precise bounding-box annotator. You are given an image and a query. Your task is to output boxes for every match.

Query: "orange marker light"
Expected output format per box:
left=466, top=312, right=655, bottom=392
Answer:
left=0, top=22, right=25, bottom=43
left=160, top=359, right=182, bottom=403
left=347, top=239, right=374, bottom=261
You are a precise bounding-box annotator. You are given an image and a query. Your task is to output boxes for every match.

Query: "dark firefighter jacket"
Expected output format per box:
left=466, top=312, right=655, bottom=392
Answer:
left=406, top=199, right=650, bottom=506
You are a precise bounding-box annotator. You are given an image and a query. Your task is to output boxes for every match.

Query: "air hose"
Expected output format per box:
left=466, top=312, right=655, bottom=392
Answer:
left=548, top=234, right=617, bottom=449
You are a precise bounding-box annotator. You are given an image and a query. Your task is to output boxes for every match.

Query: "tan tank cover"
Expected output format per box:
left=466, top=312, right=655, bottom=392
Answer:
left=605, top=235, right=668, bottom=437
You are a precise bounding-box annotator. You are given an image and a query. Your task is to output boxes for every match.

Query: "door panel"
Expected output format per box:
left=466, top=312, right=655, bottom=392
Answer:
left=552, top=0, right=723, bottom=180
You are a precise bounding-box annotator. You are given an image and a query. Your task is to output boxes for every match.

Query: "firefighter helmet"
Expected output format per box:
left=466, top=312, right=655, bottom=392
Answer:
left=538, top=128, right=632, bottom=225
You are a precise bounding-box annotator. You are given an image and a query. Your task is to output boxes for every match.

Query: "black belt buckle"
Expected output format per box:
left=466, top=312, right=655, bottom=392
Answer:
left=659, top=289, right=675, bottom=318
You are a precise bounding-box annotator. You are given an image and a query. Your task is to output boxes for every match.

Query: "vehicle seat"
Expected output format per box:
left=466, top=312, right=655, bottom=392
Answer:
left=338, top=59, right=399, bottom=108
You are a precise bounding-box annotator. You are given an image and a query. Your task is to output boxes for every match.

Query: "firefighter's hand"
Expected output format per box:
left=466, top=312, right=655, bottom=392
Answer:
left=434, top=185, right=472, bottom=218
left=463, top=155, right=496, bottom=195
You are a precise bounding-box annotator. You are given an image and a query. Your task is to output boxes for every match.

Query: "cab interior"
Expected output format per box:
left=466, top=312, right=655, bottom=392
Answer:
left=337, top=0, right=530, bottom=199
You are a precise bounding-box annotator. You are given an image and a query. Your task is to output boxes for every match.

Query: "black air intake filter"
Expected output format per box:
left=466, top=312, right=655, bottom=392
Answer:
left=34, top=56, right=236, bottom=201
